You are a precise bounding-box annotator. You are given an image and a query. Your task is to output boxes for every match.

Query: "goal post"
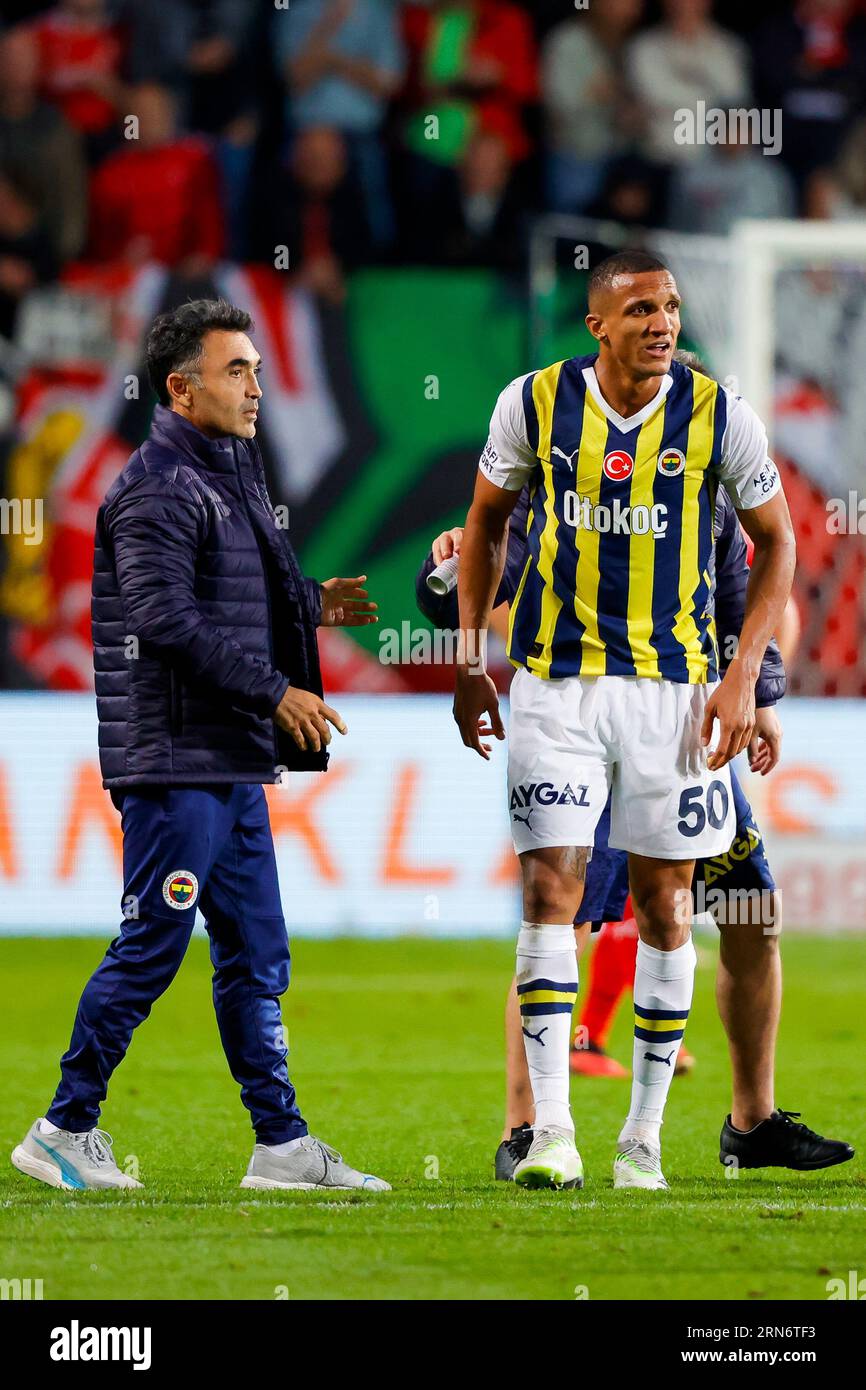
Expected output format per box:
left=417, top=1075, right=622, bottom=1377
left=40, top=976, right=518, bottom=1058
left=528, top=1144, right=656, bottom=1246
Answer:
left=731, top=218, right=866, bottom=444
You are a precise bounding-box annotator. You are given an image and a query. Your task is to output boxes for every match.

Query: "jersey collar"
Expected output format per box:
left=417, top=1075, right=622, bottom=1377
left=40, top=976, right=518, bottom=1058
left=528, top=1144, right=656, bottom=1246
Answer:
left=582, top=366, right=673, bottom=434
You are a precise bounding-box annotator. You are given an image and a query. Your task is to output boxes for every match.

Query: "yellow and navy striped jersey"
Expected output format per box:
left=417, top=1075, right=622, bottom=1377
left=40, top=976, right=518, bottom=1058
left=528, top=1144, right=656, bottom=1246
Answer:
left=480, top=354, right=781, bottom=684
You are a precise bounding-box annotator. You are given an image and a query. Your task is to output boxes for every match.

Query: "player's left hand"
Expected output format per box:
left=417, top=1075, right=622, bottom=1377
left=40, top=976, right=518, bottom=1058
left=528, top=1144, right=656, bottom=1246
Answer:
left=453, top=666, right=505, bottom=759
left=702, top=663, right=756, bottom=771
left=748, top=705, right=782, bottom=776
left=319, top=576, right=378, bottom=627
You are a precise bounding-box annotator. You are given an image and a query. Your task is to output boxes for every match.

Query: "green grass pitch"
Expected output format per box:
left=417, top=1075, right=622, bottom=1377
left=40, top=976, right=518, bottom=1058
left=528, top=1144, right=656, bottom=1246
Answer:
left=1, top=934, right=863, bottom=1301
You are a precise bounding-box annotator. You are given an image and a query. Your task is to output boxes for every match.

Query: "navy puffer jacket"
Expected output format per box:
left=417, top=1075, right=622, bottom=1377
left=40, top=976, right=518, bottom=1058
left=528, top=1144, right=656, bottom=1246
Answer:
left=92, top=406, right=328, bottom=787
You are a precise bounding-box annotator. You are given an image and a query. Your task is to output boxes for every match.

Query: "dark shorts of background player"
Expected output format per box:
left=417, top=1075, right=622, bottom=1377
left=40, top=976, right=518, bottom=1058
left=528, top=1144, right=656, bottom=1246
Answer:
left=579, top=766, right=776, bottom=932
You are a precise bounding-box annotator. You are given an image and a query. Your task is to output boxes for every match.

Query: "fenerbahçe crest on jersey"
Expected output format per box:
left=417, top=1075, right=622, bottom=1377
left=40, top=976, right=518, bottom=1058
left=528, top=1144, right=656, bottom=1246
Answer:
left=507, top=355, right=727, bottom=684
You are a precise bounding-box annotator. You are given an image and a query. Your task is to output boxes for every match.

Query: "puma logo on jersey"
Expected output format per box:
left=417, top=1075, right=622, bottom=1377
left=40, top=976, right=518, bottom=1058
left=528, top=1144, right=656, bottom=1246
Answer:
left=551, top=445, right=579, bottom=471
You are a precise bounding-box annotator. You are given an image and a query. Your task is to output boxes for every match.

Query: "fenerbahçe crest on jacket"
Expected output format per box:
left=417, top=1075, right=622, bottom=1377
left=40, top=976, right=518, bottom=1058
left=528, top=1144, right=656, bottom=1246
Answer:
left=480, top=354, right=782, bottom=685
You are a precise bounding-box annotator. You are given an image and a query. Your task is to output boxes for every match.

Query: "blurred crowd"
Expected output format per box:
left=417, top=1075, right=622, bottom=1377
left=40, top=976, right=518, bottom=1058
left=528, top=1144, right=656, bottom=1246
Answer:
left=1, top=0, right=866, bottom=326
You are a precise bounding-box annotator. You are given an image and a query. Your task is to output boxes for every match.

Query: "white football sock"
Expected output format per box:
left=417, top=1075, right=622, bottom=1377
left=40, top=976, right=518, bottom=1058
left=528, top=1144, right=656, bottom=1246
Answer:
left=262, top=1136, right=306, bottom=1156
left=516, top=921, right=579, bottom=1134
left=39, top=1118, right=61, bottom=1136
left=619, top=935, right=697, bottom=1150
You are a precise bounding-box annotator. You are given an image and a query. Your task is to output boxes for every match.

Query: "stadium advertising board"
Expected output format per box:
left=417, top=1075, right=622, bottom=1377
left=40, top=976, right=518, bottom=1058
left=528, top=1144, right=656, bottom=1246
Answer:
left=0, top=695, right=863, bottom=936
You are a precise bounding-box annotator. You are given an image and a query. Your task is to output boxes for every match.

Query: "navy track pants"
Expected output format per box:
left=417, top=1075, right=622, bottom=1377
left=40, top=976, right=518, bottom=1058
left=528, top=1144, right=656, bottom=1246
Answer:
left=47, top=785, right=306, bottom=1144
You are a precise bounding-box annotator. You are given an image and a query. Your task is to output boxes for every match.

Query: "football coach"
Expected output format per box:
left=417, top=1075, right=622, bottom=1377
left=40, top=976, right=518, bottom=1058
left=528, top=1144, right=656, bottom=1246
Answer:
left=12, top=299, right=390, bottom=1194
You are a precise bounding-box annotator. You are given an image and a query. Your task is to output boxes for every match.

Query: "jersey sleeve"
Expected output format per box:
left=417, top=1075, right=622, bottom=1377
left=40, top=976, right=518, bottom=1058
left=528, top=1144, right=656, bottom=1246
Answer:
left=716, top=391, right=782, bottom=510
left=478, top=374, right=538, bottom=491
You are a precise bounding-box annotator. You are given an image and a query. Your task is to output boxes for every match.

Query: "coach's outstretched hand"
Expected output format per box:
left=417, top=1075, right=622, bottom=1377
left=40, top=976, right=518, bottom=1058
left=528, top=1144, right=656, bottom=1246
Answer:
left=320, top=575, right=378, bottom=627
left=453, top=666, right=505, bottom=760
left=702, top=663, right=756, bottom=770
left=275, top=687, right=347, bottom=752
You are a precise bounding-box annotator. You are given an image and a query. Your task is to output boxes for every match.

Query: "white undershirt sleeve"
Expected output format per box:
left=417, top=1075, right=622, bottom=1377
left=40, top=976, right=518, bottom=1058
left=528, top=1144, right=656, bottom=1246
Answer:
left=716, top=391, right=783, bottom=509
left=478, top=374, right=539, bottom=491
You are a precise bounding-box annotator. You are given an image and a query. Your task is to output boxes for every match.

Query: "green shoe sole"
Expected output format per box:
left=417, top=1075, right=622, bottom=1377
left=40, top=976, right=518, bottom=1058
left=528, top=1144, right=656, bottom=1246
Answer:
left=513, top=1161, right=584, bottom=1191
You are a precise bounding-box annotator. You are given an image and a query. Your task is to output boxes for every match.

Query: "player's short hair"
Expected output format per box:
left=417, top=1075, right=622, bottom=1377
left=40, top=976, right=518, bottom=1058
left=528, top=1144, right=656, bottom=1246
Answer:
left=145, top=299, right=253, bottom=406
left=587, top=250, right=671, bottom=309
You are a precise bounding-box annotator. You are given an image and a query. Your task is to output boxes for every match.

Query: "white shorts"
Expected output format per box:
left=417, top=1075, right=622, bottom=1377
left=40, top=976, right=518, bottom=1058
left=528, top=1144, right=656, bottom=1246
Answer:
left=507, top=668, right=735, bottom=860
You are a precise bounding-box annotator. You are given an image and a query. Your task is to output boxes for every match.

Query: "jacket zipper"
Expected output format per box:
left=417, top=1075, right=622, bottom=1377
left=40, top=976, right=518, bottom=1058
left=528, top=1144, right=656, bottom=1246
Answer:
left=169, top=669, right=183, bottom=736
left=251, top=438, right=315, bottom=687
left=233, top=442, right=279, bottom=763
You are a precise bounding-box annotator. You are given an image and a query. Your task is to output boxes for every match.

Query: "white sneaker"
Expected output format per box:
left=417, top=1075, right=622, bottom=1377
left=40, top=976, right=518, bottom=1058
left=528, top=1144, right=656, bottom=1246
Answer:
left=513, top=1125, right=584, bottom=1190
left=11, top=1119, right=142, bottom=1191
left=241, top=1135, right=391, bottom=1191
left=613, top=1138, right=669, bottom=1190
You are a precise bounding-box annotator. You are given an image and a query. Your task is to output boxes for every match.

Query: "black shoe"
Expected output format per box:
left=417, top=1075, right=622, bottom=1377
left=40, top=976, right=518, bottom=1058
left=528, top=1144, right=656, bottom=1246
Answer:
left=495, top=1124, right=533, bottom=1181
left=720, top=1109, right=855, bottom=1172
